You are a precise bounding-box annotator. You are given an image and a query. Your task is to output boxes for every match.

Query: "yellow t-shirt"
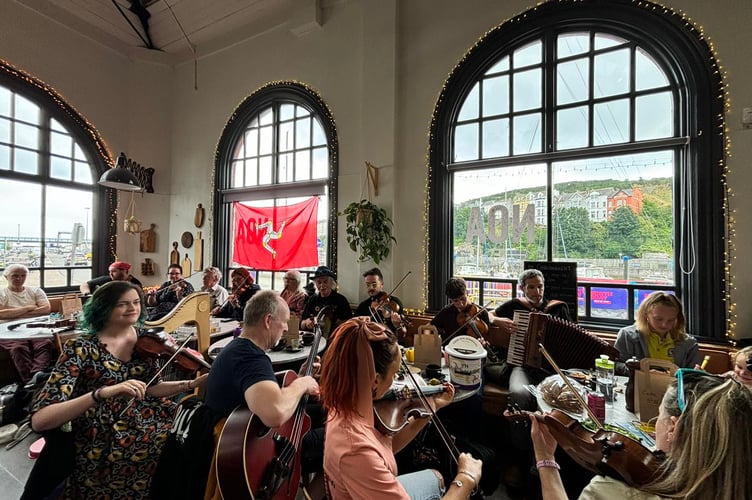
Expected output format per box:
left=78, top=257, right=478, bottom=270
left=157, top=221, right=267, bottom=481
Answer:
left=647, top=332, right=675, bottom=362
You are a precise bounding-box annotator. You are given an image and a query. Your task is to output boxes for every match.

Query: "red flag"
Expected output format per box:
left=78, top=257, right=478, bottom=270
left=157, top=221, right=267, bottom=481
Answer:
left=233, top=197, right=320, bottom=270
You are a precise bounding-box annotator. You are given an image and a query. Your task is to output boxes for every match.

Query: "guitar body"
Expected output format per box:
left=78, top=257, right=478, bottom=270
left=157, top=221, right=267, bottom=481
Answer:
left=216, top=370, right=311, bottom=500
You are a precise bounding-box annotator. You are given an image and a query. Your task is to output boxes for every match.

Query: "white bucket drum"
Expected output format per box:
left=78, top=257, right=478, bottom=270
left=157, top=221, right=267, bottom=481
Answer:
left=444, top=335, right=487, bottom=390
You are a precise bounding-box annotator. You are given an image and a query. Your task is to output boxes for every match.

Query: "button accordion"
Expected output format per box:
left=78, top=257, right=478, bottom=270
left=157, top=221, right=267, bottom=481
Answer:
left=507, top=310, right=619, bottom=370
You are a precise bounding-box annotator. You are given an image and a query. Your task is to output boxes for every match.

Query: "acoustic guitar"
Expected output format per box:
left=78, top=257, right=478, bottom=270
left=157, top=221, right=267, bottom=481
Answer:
left=215, top=315, right=325, bottom=500
left=215, top=370, right=311, bottom=500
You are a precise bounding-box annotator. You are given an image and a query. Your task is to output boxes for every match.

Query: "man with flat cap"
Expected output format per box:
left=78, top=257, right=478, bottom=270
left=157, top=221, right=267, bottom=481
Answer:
left=300, top=266, right=352, bottom=335
left=80, top=260, right=142, bottom=295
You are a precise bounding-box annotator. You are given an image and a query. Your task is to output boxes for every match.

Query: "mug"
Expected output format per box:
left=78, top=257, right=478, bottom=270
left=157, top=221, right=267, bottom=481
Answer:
left=301, top=332, right=315, bottom=346
left=425, top=363, right=442, bottom=380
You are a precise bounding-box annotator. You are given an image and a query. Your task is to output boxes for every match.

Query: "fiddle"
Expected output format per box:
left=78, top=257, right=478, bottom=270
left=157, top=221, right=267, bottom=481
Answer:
left=505, top=343, right=665, bottom=487
left=444, top=303, right=488, bottom=342
left=505, top=407, right=665, bottom=487
left=135, top=330, right=211, bottom=372
left=370, top=291, right=412, bottom=330
left=374, top=384, right=449, bottom=436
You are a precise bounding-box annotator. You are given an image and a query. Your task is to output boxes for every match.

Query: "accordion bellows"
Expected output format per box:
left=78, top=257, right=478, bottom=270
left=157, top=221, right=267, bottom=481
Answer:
left=509, top=311, right=619, bottom=370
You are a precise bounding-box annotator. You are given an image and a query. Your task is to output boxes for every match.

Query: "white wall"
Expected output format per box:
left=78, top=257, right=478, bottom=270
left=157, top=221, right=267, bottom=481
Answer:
left=1, top=0, right=750, bottom=338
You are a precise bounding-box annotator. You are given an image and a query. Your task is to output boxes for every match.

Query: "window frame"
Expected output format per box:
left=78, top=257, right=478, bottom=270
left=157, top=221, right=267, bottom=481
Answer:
left=428, top=2, right=725, bottom=339
left=0, top=60, right=116, bottom=292
left=213, top=82, right=339, bottom=285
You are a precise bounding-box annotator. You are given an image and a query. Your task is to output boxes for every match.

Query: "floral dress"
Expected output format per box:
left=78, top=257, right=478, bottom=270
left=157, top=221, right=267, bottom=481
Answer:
left=31, top=334, right=176, bottom=499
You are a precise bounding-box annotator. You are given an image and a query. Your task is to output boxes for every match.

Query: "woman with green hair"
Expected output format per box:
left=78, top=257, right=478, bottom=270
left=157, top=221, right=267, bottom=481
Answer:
left=29, top=280, right=207, bottom=499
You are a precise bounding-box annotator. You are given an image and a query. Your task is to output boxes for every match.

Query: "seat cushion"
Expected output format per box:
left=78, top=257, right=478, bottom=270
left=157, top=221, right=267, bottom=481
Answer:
left=481, top=382, right=509, bottom=417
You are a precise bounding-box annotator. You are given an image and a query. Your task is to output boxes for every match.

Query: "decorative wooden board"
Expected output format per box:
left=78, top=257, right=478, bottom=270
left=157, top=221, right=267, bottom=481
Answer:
left=194, top=231, right=204, bottom=272
left=194, top=203, right=205, bottom=228
left=181, top=231, right=193, bottom=248
left=182, top=254, right=192, bottom=276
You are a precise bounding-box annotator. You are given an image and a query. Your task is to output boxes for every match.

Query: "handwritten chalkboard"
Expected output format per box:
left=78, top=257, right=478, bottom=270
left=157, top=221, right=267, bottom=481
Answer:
left=524, top=261, right=578, bottom=322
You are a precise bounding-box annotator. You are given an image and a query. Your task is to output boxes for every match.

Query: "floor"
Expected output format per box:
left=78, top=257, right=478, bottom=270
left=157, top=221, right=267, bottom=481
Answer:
left=0, top=426, right=39, bottom=500
left=0, top=426, right=518, bottom=500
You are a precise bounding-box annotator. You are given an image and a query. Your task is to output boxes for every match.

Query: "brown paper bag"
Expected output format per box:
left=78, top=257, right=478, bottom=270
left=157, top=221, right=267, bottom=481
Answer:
left=634, top=357, right=678, bottom=422
left=60, top=294, right=83, bottom=318
left=413, top=325, right=442, bottom=370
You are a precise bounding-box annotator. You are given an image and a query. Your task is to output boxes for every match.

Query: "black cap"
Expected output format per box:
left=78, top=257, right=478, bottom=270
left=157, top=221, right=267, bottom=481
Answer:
left=313, top=266, right=336, bottom=280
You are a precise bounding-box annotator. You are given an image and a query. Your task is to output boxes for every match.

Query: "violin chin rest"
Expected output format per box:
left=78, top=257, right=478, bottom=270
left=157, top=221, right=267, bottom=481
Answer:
left=142, top=327, right=165, bottom=335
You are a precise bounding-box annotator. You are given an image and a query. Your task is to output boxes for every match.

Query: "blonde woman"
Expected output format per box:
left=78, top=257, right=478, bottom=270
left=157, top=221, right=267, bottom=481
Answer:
left=281, top=269, right=307, bottom=316
left=614, top=292, right=700, bottom=372
left=530, top=370, right=752, bottom=500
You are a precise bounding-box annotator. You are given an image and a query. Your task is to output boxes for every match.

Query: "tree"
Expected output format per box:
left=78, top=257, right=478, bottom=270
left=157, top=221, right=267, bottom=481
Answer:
left=553, top=207, right=594, bottom=258
left=604, top=206, right=643, bottom=258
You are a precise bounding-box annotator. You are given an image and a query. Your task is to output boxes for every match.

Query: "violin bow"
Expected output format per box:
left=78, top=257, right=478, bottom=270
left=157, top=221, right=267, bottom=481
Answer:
left=399, top=355, right=461, bottom=465
left=441, top=302, right=492, bottom=346
left=118, top=333, right=198, bottom=418
left=538, top=343, right=603, bottom=428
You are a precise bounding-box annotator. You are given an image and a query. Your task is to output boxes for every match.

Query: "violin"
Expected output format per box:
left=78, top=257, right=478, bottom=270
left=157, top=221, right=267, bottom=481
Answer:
left=135, top=330, right=211, bottom=372
left=371, top=292, right=412, bottom=330
left=456, top=303, right=489, bottom=338
left=506, top=343, right=666, bottom=487
left=504, top=407, right=664, bottom=487
left=374, top=385, right=448, bottom=436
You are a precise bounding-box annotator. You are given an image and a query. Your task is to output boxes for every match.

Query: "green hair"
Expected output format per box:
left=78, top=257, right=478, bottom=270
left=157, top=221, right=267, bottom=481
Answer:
left=79, top=281, right=146, bottom=334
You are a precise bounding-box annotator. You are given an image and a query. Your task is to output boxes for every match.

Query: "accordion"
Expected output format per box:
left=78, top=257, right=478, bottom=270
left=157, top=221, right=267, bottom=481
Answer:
left=507, top=310, right=619, bottom=370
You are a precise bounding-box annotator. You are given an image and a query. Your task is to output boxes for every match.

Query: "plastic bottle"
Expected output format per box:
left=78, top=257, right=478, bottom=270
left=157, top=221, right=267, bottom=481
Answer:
left=595, top=354, right=615, bottom=404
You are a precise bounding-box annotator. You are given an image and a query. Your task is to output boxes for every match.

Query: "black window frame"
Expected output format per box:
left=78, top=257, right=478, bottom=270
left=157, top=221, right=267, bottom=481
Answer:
left=213, top=82, right=339, bottom=286
left=0, top=60, right=116, bottom=292
left=428, top=1, right=726, bottom=339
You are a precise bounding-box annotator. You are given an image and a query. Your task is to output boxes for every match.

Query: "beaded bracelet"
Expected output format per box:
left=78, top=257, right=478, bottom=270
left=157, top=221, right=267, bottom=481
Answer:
left=536, top=459, right=560, bottom=470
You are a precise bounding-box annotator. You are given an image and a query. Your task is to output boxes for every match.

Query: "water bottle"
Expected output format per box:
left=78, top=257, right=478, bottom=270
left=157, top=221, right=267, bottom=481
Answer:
left=595, top=354, right=615, bottom=404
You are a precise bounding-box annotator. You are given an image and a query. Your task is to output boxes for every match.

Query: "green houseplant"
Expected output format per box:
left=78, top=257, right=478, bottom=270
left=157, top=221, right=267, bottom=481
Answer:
left=340, top=199, right=396, bottom=264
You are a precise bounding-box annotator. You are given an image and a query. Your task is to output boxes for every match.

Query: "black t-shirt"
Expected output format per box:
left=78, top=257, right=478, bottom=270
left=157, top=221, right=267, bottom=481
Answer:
left=494, top=297, right=572, bottom=322
left=204, top=337, right=276, bottom=418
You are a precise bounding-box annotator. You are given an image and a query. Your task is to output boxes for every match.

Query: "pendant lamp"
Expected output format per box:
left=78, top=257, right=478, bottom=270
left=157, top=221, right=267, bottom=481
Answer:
left=98, top=153, right=142, bottom=191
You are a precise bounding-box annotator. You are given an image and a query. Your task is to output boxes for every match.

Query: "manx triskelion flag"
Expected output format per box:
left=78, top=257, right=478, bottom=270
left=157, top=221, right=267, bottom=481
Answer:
left=233, top=197, right=319, bottom=270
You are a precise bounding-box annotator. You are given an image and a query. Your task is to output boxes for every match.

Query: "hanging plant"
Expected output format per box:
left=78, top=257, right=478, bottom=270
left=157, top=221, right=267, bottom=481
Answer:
left=339, top=199, right=396, bottom=264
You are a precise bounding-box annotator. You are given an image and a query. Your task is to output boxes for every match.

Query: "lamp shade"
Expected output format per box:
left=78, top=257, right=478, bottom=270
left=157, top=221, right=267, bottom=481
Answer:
left=98, top=153, right=142, bottom=191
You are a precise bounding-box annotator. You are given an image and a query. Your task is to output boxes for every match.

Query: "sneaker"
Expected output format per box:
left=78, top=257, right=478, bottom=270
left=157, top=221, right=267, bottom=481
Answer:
left=0, top=423, right=18, bottom=445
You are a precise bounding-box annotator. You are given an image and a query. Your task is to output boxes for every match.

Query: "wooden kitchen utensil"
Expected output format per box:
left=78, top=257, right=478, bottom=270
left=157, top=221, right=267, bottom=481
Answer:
left=194, top=203, right=205, bottom=228
left=194, top=231, right=204, bottom=272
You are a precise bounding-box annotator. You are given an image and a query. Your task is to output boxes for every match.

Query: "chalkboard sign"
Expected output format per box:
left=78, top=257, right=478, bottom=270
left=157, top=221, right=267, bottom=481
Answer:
left=524, top=261, right=578, bottom=322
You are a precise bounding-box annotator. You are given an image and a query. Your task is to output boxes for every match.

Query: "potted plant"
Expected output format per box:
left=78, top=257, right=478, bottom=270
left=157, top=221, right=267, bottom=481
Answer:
left=340, top=199, right=396, bottom=264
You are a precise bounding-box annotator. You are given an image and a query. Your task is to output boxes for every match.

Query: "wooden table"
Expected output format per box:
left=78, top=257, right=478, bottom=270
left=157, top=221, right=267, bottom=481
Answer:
left=170, top=319, right=240, bottom=343
left=208, top=334, right=327, bottom=367
left=0, top=316, right=78, bottom=340
left=535, top=375, right=655, bottom=448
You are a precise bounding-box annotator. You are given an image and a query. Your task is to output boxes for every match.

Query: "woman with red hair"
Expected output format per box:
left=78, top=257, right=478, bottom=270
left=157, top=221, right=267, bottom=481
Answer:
left=320, top=317, right=482, bottom=499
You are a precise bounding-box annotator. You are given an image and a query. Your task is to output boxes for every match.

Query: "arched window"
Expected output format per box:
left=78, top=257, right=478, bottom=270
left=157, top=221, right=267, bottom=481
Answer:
left=214, top=82, right=338, bottom=289
left=0, top=60, right=114, bottom=293
left=429, top=2, right=725, bottom=338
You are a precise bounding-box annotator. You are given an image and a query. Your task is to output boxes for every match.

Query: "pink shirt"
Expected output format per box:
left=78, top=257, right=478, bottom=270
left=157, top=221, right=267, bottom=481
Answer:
left=324, top=411, right=409, bottom=499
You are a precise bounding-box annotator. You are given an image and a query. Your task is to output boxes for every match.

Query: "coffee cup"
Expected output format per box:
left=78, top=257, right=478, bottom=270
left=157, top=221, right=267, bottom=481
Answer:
left=301, top=332, right=315, bottom=346
left=425, top=363, right=442, bottom=380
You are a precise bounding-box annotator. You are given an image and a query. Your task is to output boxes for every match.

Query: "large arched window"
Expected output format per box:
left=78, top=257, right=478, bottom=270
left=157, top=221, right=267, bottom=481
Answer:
left=0, top=60, right=114, bottom=293
left=214, top=82, right=338, bottom=290
left=429, top=2, right=725, bottom=338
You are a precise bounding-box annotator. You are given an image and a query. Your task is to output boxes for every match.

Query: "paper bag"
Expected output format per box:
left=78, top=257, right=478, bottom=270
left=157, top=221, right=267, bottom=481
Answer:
left=284, top=314, right=301, bottom=346
left=634, top=357, right=678, bottom=422
left=413, top=325, right=442, bottom=370
left=60, top=294, right=83, bottom=319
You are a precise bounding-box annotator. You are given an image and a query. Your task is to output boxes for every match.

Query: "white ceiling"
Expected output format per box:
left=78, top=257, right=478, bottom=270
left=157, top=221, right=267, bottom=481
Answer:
left=16, top=0, right=324, bottom=64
